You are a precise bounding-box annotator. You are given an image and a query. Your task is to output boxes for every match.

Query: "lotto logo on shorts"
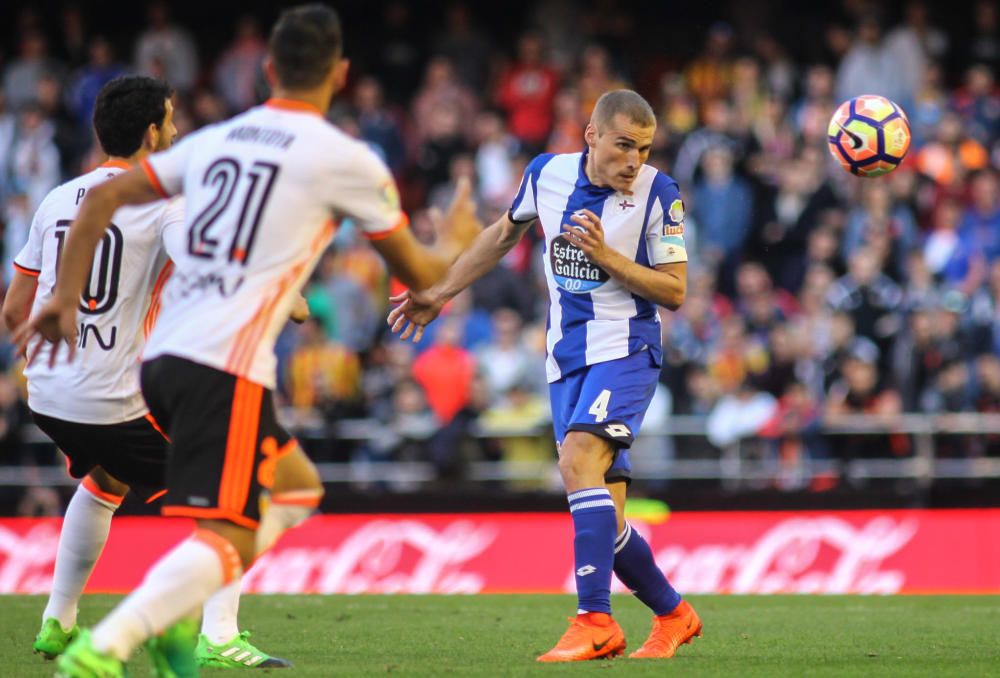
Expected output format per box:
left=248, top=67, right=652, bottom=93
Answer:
left=604, top=424, right=631, bottom=438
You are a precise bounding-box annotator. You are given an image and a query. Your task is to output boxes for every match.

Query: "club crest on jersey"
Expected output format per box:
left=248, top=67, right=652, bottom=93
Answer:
left=665, top=198, right=685, bottom=236
left=550, top=233, right=609, bottom=294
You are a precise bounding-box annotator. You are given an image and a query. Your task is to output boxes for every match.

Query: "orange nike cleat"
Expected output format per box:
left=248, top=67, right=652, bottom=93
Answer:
left=536, top=612, right=626, bottom=663
left=629, top=600, right=702, bottom=659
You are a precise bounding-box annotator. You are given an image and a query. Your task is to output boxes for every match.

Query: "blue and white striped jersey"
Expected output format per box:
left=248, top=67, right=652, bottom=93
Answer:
left=510, top=150, right=688, bottom=383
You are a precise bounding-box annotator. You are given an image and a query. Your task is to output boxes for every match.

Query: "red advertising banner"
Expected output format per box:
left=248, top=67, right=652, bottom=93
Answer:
left=2, top=510, right=999, bottom=595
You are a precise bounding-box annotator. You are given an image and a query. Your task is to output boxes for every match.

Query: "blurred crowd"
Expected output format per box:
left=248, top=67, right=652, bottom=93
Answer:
left=0, top=0, right=999, bottom=498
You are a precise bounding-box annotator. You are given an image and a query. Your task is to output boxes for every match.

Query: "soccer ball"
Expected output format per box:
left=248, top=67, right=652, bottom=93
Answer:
left=827, top=95, right=911, bottom=177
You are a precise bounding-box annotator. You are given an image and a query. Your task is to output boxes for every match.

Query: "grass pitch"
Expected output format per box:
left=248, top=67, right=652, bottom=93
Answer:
left=2, top=594, right=999, bottom=676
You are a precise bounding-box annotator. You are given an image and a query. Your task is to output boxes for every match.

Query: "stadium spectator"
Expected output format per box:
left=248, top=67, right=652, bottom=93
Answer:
left=836, top=14, right=909, bottom=106
left=287, top=318, right=363, bottom=423
left=412, top=317, right=476, bottom=424
left=3, top=31, right=58, bottom=112
left=547, top=88, right=585, bottom=155
left=824, top=342, right=908, bottom=460
left=960, top=169, right=1000, bottom=263
left=494, top=32, right=559, bottom=153
left=133, top=2, right=198, bottom=94
left=213, top=16, right=266, bottom=114
left=67, top=37, right=126, bottom=131
left=686, top=22, right=734, bottom=107
left=10, top=103, right=61, bottom=216
left=691, top=145, right=752, bottom=275
left=952, top=64, right=1000, bottom=147
left=354, top=76, right=407, bottom=173
left=435, top=3, right=491, bottom=95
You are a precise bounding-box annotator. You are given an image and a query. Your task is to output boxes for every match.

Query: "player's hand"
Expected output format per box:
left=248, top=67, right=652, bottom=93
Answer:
left=387, top=288, right=446, bottom=343
left=563, top=209, right=611, bottom=266
left=289, top=294, right=310, bottom=324
left=14, top=299, right=78, bottom=367
left=435, top=176, right=482, bottom=254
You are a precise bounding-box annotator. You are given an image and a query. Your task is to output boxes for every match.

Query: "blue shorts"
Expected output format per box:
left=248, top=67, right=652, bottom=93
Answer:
left=549, top=350, right=659, bottom=483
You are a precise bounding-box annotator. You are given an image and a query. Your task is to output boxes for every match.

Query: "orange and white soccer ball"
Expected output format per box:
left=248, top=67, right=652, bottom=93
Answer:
left=827, top=95, right=911, bottom=177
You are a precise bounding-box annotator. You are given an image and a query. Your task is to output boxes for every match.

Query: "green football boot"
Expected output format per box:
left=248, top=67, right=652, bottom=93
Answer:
left=54, top=629, right=125, bottom=678
left=33, top=617, right=80, bottom=659
left=195, top=631, right=292, bottom=669
left=145, top=618, right=200, bottom=678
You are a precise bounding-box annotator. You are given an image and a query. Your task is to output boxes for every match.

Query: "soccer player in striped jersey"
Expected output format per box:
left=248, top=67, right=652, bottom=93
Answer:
left=19, top=6, right=480, bottom=677
left=3, top=75, right=293, bottom=672
left=389, top=89, right=701, bottom=662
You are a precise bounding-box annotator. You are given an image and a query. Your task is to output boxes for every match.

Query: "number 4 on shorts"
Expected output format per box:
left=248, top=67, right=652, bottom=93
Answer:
left=588, top=389, right=611, bottom=423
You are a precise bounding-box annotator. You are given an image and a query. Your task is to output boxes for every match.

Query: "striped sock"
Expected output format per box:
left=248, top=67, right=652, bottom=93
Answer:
left=613, top=523, right=681, bottom=616
left=567, top=487, right=617, bottom=615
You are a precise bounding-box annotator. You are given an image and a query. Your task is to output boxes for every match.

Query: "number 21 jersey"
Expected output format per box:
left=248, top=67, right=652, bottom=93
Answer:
left=140, top=99, right=406, bottom=389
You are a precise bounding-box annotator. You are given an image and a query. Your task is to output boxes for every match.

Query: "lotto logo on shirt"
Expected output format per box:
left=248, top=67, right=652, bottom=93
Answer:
left=549, top=234, right=609, bottom=293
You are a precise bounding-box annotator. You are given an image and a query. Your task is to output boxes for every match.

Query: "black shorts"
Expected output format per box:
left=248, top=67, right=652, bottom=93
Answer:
left=140, top=355, right=295, bottom=529
left=31, top=411, right=168, bottom=502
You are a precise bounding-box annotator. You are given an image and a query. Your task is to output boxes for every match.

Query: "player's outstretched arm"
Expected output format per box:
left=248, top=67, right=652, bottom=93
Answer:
left=387, top=210, right=534, bottom=342
left=371, top=177, right=482, bottom=292
left=564, top=208, right=687, bottom=310
left=14, top=168, right=162, bottom=362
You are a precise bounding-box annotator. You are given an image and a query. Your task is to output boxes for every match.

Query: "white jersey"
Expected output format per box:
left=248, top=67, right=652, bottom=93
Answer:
left=16, top=162, right=184, bottom=424
left=141, top=99, right=406, bottom=389
left=509, top=151, right=689, bottom=382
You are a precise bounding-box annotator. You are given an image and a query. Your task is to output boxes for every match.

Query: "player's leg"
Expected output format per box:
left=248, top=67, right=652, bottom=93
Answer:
left=36, top=468, right=127, bottom=658
left=28, top=411, right=138, bottom=659
left=256, top=442, right=323, bottom=554
left=197, top=431, right=318, bottom=668
left=537, top=370, right=625, bottom=663
left=608, top=481, right=700, bottom=659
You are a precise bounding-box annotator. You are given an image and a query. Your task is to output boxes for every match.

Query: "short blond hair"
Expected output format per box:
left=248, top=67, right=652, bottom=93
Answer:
left=592, top=89, right=656, bottom=131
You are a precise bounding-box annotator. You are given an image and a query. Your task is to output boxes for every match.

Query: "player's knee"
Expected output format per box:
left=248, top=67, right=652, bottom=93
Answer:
left=88, top=467, right=130, bottom=497
left=271, top=445, right=323, bottom=496
left=558, top=433, right=612, bottom=486
left=196, top=519, right=257, bottom=569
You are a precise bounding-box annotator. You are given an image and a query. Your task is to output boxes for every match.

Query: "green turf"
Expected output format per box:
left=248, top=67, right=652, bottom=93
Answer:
left=3, top=594, right=999, bottom=676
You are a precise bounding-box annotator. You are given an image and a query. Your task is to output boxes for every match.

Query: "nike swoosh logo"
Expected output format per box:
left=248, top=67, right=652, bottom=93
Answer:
left=836, top=122, right=864, bottom=150
left=592, top=637, right=614, bottom=652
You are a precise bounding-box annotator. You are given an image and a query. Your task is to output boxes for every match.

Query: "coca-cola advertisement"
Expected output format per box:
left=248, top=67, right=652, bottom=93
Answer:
left=2, top=510, right=999, bottom=595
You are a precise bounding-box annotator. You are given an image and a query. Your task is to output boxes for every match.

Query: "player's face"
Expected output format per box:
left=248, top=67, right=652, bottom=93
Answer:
left=154, top=99, right=177, bottom=152
left=587, top=113, right=655, bottom=192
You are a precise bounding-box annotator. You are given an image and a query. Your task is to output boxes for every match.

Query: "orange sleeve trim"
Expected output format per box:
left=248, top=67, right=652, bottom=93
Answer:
left=81, top=476, right=125, bottom=506
left=144, top=413, right=170, bottom=442
left=140, top=159, right=171, bottom=199
left=191, top=528, right=244, bottom=583
left=363, top=212, right=410, bottom=241
left=270, top=488, right=323, bottom=508
left=13, top=262, right=40, bottom=277
left=163, top=505, right=260, bottom=530
left=145, top=488, right=168, bottom=504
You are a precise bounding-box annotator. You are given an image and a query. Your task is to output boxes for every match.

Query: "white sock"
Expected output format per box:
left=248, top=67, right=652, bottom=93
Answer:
left=201, top=579, right=242, bottom=644
left=255, top=490, right=320, bottom=555
left=43, top=482, right=122, bottom=630
left=92, top=530, right=242, bottom=661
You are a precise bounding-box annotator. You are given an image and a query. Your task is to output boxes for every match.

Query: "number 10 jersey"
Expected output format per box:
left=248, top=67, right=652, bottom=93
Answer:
left=140, top=99, right=407, bottom=389
left=15, top=161, right=183, bottom=424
